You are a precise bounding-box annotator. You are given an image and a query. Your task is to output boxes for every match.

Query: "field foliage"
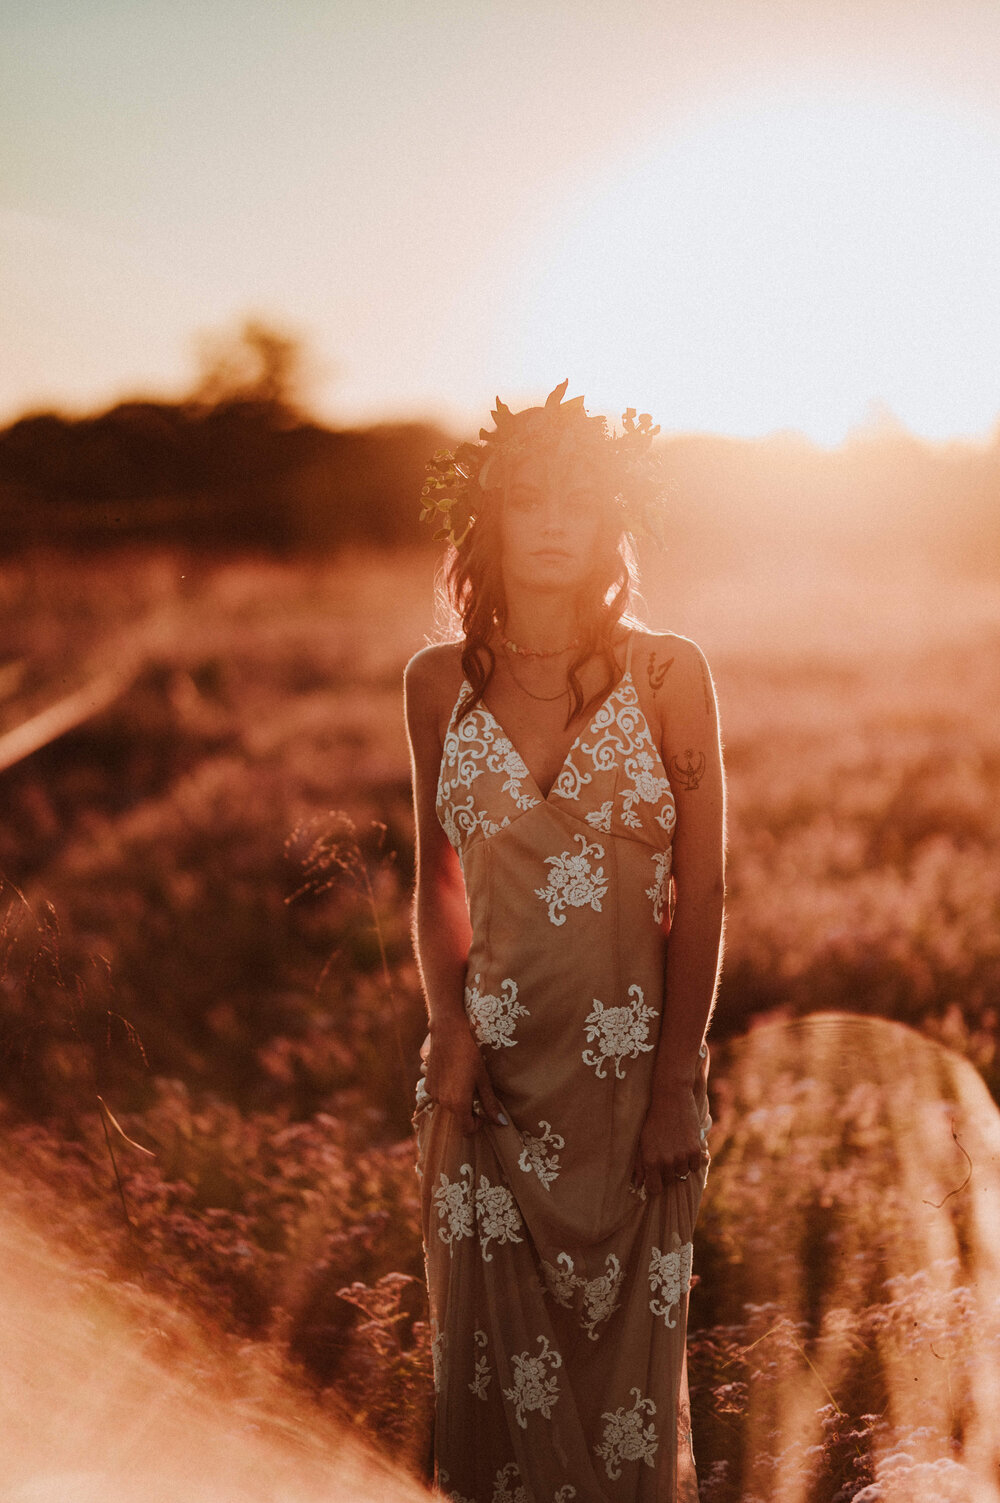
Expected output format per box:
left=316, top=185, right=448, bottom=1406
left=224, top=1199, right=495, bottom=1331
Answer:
left=1, top=543, right=998, bottom=1499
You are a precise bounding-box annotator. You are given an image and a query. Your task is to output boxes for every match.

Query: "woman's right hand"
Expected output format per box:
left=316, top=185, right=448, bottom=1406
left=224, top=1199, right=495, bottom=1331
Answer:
left=421, top=1019, right=508, bottom=1136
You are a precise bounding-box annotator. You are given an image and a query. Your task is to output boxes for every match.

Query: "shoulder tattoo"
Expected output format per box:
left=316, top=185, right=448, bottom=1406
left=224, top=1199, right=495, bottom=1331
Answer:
left=646, top=652, right=674, bottom=694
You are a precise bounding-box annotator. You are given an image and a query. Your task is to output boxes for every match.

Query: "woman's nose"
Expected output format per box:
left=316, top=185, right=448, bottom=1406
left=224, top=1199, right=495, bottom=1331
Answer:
left=539, top=492, right=572, bottom=530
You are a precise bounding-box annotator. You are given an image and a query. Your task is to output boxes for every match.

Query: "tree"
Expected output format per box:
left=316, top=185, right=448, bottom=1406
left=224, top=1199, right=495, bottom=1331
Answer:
left=187, top=315, right=326, bottom=418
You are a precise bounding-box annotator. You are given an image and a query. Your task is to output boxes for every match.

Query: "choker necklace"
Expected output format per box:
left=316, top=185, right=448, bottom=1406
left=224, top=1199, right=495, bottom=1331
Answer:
left=502, top=635, right=580, bottom=660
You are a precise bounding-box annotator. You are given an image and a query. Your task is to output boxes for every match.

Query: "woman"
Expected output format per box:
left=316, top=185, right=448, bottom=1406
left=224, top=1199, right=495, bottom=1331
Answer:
left=406, top=382, right=725, bottom=1502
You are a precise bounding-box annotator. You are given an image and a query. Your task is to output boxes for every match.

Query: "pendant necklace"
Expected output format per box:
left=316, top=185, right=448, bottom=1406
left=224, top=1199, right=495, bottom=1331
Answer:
left=497, top=628, right=579, bottom=701
left=502, top=655, right=570, bottom=702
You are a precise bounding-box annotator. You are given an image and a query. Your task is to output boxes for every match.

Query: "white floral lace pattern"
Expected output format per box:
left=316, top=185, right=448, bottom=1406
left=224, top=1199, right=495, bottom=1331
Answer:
left=581, top=1254, right=624, bottom=1339
left=540, top=1251, right=624, bottom=1340
left=465, top=973, right=529, bottom=1049
left=475, top=1174, right=524, bottom=1261
left=582, top=984, right=658, bottom=1079
left=654, top=796, right=677, bottom=836
left=436, top=693, right=539, bottom=853
left=486, top=734, right=539, bottom=810
left=584, top=798, right=613, bottom=833
left=439, top=793, right=509, bottom=854
left=553, top=676, right=676, bottom=835
left=437, top=1471, right=475, bottom=1503
left=535, top=833, right=608, bottom=926
left=432, top=1163, right=475, bottom=1250
left=620, top=748, right=675, bottom=831
left=431, top=1317, right=447, bottom=1394
left=469, top=1327, right=491, bottom=1400
left=540, top=1249, right=579, bottom=1307
left=491, top=1463, right=528, bottom=1503
left=648, top=1238, right=694, bottom=1327
left=549, top=759, right=592, bottom=802
left=503, top=1334, right=563, bottom=1428
left=489, top=1474, right=574, bottom=1503
left=646, top=847, right=672, bottom=925
left=517, top=1119, right=565, bottom=1190
left=594, top=1387, right=659, bottom=1479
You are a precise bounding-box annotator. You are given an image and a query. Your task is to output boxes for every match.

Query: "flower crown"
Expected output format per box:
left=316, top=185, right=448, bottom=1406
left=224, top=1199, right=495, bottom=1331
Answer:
left=419, top=380, right=668, bottom=549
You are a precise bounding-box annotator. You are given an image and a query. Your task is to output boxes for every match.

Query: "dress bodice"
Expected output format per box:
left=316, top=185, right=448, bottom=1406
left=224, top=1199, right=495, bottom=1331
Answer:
left=436, top=654, right=677, bottom=867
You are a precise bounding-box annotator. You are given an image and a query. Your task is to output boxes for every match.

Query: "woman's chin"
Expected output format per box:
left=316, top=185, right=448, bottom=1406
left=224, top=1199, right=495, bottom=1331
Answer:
left=512, top=559, right=586, bottom=592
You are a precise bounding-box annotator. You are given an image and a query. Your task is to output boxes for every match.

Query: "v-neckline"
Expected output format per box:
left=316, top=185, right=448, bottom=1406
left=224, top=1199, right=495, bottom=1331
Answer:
left=468, top=668, right=633, bottom=804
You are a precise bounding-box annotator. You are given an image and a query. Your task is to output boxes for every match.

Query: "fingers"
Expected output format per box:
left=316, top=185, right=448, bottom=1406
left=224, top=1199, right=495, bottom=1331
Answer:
left=438, top=1085, right=510, bottom=1138
left=458, top=1094, right=511, bottom=1136
left=422, top=1032, right=510, bottom=1135
left=475, top=1064, right=509, bottom=1127
left=643, top=1164, right=665, bottom=1198
left=424, top=1083, right=479, bottom=1135
left=635, top=1149, right=710, bottom=1196
left=671, top=1148, right=709, bottom=1183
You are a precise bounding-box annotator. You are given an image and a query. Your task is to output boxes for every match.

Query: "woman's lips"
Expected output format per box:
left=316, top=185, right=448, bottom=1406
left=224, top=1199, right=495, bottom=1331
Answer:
left=532, top=548, right=572, bottom=559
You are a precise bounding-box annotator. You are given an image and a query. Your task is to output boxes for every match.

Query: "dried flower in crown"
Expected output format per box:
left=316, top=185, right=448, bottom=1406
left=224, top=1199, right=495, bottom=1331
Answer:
left=419, top=380, right=669, bottom=550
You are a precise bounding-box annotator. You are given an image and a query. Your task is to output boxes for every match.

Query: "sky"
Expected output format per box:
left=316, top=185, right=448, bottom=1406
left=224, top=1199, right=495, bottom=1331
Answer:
left=4, top=0, right=1000, bottom=444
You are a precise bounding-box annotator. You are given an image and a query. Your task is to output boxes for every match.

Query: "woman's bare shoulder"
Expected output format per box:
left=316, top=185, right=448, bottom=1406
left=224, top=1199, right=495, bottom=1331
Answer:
left=630, top=627, right=710, bottom=672
left=403, top=641, right=466, bottom=732
left=404, top=639, right=464, bottom=688
left=640, top=626, right=710, bottom=655
left=630, top=629, right=716, bottom=727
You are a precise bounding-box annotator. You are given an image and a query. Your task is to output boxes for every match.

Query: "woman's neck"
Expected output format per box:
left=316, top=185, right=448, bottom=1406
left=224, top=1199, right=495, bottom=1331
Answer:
left=499, top=589, right=582, bottom=653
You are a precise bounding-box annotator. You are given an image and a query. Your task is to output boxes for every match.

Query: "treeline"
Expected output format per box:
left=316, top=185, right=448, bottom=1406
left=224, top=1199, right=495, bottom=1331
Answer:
left=0, top=397, right=449, bottom=551
left=1, top=317, right=998, bottom=568
left=0, top=317, right=453, bottom=552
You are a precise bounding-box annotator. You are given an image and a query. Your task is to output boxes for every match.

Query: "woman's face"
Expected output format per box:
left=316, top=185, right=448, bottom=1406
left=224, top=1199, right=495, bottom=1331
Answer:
left=498, top=448, right=607, bottom=597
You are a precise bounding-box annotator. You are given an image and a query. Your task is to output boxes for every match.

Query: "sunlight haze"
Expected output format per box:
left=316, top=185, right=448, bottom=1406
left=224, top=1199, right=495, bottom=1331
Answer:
left=4, top=0, right=1000, bottom=441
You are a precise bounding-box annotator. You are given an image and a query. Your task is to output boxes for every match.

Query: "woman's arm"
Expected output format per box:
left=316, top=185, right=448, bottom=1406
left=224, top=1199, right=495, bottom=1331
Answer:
left=634, top=634, right=726, bottom=1195
left=404, top=648, right=506, bottom=1136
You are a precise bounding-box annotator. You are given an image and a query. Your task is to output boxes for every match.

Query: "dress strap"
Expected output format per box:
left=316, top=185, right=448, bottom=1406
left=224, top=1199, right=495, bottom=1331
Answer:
left=624, top=628, right=636, bottom=678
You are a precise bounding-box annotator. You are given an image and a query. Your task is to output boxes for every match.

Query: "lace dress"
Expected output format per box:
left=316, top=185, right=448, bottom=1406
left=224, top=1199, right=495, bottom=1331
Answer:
left=412, top=631, right=711, bottom=1502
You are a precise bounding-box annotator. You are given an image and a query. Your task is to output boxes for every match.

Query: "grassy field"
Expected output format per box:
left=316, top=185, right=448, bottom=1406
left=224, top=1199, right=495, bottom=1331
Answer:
left=1, top=541, right=999, bottom=1500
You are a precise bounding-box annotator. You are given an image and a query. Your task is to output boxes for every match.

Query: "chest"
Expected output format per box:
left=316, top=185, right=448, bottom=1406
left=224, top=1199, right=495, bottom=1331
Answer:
left=477, top=693, right=594, bottom=801
left=437, top=671, right=676, bottom=848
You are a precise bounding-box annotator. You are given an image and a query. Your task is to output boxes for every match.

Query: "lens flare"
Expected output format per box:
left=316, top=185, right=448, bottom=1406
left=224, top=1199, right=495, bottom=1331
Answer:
left=0, top=1196, right=428, bottom=1503
left=697, top=1013, right=1000, bottom=1501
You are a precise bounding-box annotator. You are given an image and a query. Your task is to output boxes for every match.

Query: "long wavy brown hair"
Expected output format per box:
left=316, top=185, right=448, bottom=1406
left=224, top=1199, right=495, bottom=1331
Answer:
left=441, top=474, right=645, bottom=729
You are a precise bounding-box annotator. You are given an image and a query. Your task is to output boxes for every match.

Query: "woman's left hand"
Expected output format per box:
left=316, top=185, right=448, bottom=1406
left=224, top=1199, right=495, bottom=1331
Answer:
left=631, top=1087, right=709, bottom=1197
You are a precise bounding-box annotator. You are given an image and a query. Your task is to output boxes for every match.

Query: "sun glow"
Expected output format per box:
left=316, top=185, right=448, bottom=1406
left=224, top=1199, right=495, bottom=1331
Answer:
left=490, top=91, right=1000, bottom=445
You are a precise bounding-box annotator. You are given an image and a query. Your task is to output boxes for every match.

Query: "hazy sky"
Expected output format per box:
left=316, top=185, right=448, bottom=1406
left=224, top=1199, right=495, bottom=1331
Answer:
left=4, top=0, right=1000, bottom=442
